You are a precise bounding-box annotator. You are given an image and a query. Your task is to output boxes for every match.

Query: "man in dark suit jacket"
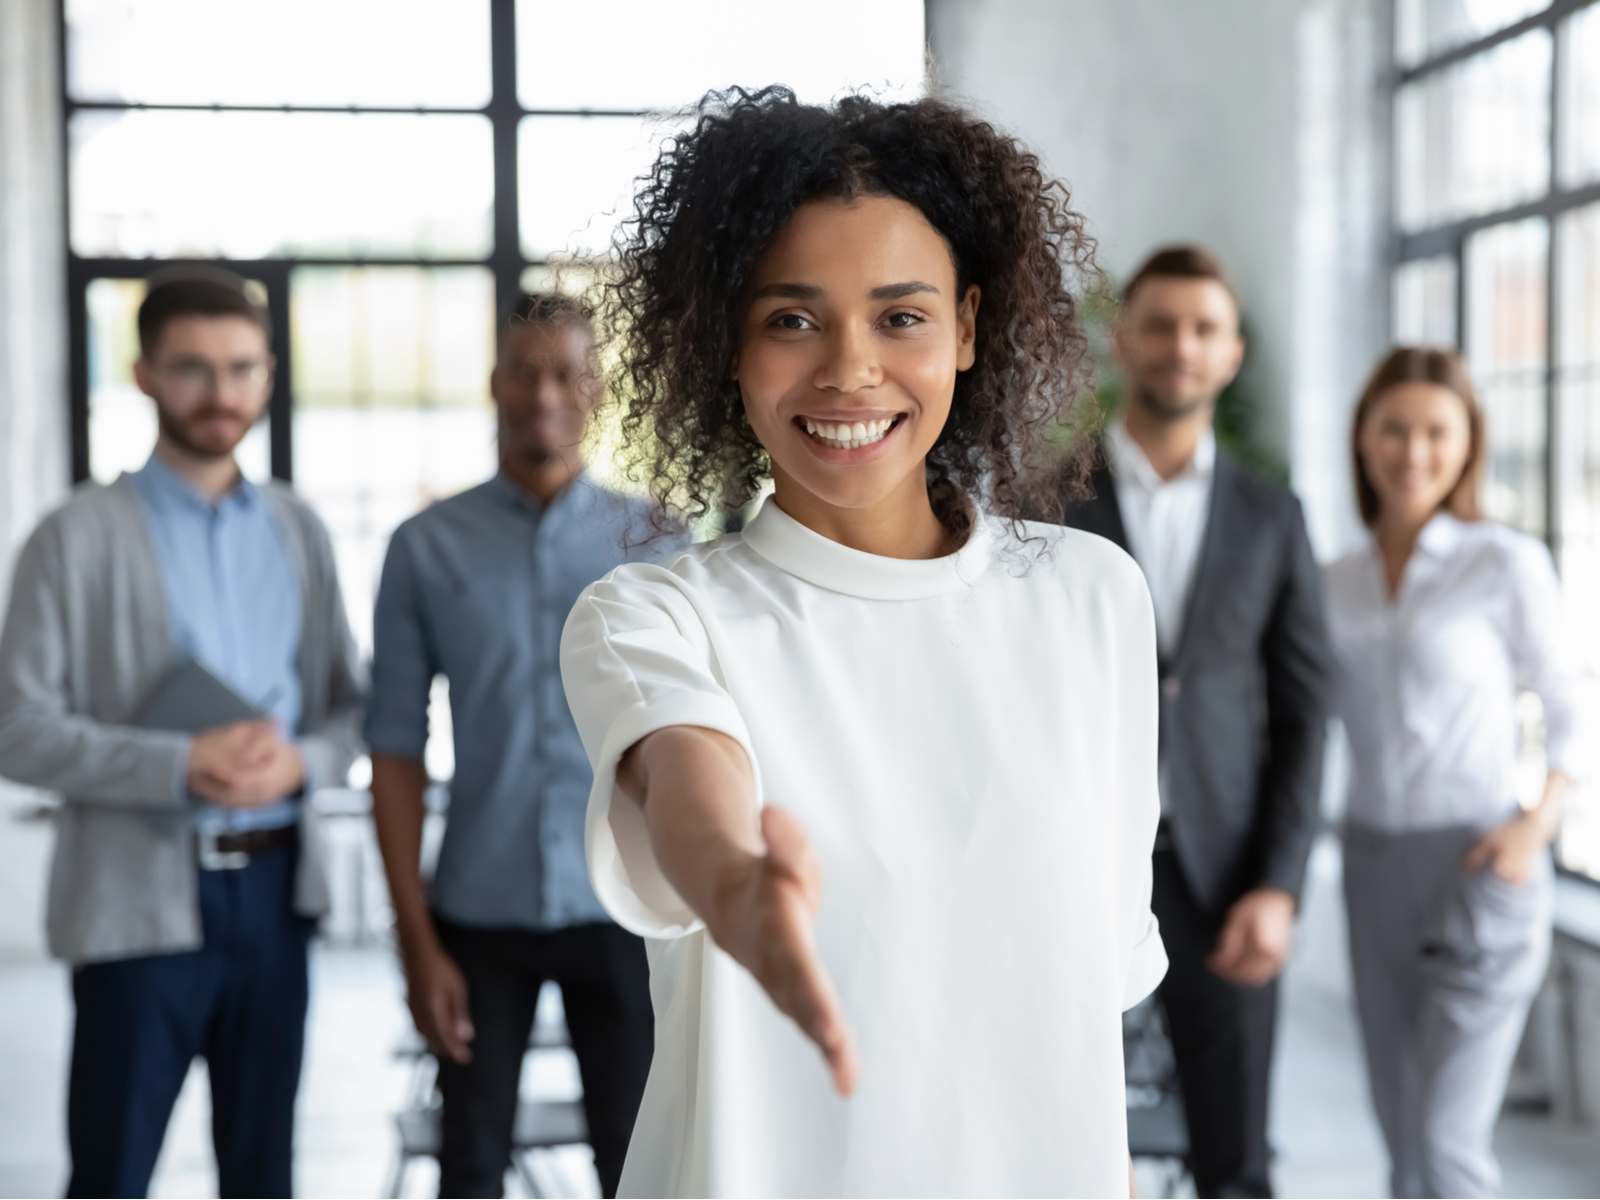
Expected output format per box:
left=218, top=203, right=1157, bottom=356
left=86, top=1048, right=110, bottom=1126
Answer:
left=1060, top=247, right=1331, bottom=1197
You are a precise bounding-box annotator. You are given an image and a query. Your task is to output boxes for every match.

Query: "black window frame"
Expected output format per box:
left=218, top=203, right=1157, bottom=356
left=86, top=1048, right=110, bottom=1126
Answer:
left=58, top=0, right=657, bottom=485
left=1393, top=0, right=1600, bottom=544
left=1391, top=0, right=1600, bottom=886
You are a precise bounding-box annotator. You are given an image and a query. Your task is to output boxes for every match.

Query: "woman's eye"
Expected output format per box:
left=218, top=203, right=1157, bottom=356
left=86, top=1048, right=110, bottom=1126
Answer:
left=771, top=313, right=813, bottom=332
left=883, top=311, right=924, bottom=329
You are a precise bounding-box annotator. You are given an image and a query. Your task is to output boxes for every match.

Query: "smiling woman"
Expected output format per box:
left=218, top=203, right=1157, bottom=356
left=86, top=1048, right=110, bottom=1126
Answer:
left=1325, top=346, right=1591, bottom=1196
left=732, top=193, right=981, bottom=554
left=559, top=86, right=1169, bottom=1198
left=598, top=85, right=1097, bottom=540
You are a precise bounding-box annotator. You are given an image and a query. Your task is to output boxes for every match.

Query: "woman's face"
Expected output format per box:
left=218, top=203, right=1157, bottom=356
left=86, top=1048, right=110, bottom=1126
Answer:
left=736, top=194, right=979, bottom=523
left=1357, top=381, right=1473, bottom=525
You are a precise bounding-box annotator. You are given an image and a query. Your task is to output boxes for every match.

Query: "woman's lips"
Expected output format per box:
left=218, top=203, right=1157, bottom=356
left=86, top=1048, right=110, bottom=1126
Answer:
left=793, top=413, right=908, bottom=463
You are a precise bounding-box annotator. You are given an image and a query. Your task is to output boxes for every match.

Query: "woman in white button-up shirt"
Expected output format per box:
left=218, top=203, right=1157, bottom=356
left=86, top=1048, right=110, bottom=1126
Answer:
left=1324, top=347, right=1586, bottom=1199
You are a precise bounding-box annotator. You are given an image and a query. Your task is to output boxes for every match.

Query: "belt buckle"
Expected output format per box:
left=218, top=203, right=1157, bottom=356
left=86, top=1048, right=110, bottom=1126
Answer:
left=198, top=827, right=249, bottom=871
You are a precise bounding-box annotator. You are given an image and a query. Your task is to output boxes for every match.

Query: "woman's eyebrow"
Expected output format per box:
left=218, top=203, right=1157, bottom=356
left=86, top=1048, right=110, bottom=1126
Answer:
left=868, top=281, right=940, bottom=300
left=748, top=280, right=942, bottom=302
left=749, top=282, right=823, bottom=301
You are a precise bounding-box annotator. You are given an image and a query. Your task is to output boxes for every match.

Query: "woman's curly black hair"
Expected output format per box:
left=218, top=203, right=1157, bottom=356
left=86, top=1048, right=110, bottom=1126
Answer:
left=599, top=85, right=1098, bottom=536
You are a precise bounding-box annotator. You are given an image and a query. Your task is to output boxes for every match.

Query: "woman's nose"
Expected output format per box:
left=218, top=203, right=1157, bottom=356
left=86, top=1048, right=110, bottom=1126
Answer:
left=813, top=325, right=882, bottom=393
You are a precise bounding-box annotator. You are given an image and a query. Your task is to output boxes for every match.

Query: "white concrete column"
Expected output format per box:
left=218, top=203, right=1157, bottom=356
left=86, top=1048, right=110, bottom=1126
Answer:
left=0, top=0, right=69, bottom=960
left=925, top=0, right=1391, bottom=558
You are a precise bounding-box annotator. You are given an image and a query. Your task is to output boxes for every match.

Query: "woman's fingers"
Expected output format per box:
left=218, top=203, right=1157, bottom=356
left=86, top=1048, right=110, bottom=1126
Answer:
left=733, top=807, right=855, bottom=1094
left=760, top=875, right=857, bottom=1096
left=1462, top=831, right=1498, bottom=872
left=823, top=1024, right=860, bottom=1096
left=779, top=936, right=857, bottom=1096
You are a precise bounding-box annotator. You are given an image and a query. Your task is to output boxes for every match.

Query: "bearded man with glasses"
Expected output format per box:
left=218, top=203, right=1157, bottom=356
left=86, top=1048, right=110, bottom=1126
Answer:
left=0, top=267, right=365, bottom=1197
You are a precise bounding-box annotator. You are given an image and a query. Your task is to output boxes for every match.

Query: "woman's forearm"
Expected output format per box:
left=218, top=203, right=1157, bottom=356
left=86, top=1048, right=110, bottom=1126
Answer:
left=1527, top=769, right=1572, bottom=842
left=619, top=724, right=764, bottom=924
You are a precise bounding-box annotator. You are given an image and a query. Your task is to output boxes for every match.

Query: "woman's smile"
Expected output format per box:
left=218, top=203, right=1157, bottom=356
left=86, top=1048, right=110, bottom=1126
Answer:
left=792, top=411, right=910, bottom=461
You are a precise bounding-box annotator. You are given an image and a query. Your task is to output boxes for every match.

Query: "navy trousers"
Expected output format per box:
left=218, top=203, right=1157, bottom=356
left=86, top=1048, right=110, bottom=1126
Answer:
left=65, top=845, right=313, bottom=1199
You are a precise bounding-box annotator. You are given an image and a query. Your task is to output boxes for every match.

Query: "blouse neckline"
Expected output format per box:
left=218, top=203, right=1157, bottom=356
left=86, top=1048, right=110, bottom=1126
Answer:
left=740, top=495, right=995, bottom=600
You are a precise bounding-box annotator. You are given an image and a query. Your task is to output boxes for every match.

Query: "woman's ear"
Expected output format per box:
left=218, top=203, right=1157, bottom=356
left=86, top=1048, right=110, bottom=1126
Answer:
left=956, top=285, right=981, bottom=372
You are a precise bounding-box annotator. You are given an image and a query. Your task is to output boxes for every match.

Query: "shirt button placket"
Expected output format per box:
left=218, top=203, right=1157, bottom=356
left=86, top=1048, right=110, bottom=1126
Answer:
left=1383, top=589, right=1410, bottom=822
left=530, top=520, right=550, bottom=926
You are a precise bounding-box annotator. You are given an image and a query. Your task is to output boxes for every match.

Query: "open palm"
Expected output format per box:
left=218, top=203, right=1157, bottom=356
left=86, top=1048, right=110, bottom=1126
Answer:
left=706, top=806, right=858, bottom=1095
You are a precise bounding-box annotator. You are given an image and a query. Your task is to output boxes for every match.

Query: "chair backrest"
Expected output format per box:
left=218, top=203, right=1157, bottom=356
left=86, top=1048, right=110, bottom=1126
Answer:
left=1123, top=997, right=1180, bottom=1094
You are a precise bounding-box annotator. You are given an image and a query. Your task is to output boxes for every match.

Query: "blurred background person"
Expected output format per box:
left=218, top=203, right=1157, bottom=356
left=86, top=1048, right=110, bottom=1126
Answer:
left=7, top=2, right=1600, bottom=1195
left=367, top=294, right=677, bottom=1199
left=1325, top=347, right=1589, bottom=1198
left=0, top=267, right=365, bottom=1197
left=1050, top=245, right=1332, bottom=1197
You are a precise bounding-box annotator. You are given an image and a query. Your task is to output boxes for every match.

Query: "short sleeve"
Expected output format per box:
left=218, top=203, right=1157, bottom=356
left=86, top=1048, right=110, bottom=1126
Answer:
left=1107, top=548, right=1168, bottom=1010
left=364, top=525, right=435, bottom=760
left=560, top=564, right=762, bottom=939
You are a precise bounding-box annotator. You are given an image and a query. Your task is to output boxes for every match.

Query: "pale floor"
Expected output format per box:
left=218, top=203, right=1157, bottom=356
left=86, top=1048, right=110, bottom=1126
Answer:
left=1, top=841, right=1596, bottom=1198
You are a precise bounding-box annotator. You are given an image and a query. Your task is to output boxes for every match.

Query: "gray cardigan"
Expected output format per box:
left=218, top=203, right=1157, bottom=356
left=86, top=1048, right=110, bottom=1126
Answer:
left=0, top=475, right=367, bottom=964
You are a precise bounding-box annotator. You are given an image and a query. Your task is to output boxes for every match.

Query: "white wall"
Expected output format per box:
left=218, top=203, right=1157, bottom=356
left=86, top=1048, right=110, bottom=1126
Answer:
left=0, top=0, right=69, bottom=959
left=926, top=0, right=1394, bottom=557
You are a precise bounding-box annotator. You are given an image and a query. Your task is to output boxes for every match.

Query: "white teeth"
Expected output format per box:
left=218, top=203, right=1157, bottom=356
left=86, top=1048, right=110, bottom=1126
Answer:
left=802, top=417, right=897, bottom=449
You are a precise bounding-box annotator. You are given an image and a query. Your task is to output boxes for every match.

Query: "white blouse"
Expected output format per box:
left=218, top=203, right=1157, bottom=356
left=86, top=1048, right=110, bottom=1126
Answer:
left=1323, top=513, right=1588, bottom=832
left=560, top=497, right=1167, bottom=1197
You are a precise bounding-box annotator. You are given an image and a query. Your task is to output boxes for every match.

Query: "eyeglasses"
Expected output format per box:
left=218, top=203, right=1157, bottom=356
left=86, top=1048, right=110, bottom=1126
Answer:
left=155, top=359, right=271, bottom=396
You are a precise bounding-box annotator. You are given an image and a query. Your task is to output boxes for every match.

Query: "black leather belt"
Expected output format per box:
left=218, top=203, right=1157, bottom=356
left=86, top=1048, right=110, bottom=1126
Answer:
left=197, top=823, right=298, bottom=870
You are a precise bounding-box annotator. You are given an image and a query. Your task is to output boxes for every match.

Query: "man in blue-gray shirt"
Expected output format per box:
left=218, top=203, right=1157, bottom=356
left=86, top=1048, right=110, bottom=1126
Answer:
left=367, top=293, right=680, bottom=1198
left=0, top=268, right=365, bottom=1197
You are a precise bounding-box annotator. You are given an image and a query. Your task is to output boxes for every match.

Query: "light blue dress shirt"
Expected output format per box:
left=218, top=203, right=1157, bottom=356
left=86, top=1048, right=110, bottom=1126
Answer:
left=365, top=472, right=682, bottom=929
left=128, top=454, right=303, bottom=832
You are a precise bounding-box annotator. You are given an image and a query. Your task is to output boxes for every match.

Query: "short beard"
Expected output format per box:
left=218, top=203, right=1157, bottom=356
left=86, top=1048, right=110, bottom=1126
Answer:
left=1130, top=384, right=1211, bottom=424
left=156, top=405, right=250, bottom=461
left=498, top=432, right=568, bottom=469
left=515, top=444, right=562, bottom=469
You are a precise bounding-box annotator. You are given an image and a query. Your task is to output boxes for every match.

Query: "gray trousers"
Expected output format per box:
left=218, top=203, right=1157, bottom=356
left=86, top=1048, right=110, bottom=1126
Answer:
left=1342, top=821, right=1552, bottom=1199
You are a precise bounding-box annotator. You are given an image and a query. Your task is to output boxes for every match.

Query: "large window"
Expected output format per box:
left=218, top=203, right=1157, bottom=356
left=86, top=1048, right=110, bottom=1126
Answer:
left=1391, top=0, right=1600, bottom=880
left=64, top=0, right=926, bottom=779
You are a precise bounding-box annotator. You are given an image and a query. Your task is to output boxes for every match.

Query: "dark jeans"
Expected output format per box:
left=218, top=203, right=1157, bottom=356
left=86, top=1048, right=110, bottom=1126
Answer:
left=66, top=845, right=312, bottom=1199
left=1152, top=848, right=1280, bottom=1199
left=432, top=917, right=653, bottom=1199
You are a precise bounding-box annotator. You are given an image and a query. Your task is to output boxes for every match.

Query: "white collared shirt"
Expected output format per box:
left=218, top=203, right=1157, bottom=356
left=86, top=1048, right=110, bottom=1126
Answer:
left=1104, top=418, right=1216, bottom=657
left=1323, top=512, right=1589, bottom=831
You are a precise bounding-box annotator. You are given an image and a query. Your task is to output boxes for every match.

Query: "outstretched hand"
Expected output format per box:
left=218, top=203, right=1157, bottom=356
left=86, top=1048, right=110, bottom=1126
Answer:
left=704, top=806, right=858, bottom=1096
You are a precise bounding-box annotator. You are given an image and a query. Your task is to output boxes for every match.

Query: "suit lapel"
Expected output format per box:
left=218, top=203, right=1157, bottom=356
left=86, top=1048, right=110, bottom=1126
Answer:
left=1068, top=460, right=1132, bottom=553
left=1173, top=453, right=1235, bottom=666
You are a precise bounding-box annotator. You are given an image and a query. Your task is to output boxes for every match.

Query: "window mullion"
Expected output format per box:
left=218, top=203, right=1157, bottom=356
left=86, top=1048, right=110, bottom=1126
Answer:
left=489, top=0, right=521, bottom=324
left=1546, top=15, right=1564, bottom=554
